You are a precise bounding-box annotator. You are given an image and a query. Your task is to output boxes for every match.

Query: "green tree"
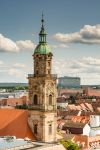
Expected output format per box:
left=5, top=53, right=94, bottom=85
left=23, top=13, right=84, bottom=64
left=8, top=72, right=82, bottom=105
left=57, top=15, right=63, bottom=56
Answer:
left=69, top=96, right=76, bottom=104
left=14, top=86, right=25, bottom=90
left=60, top=140, right=80, bottom=150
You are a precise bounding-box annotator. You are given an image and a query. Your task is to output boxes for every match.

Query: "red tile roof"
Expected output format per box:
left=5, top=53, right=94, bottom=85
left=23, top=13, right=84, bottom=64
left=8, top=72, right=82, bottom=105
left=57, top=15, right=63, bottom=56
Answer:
left=71, top=116, right=90, bottom=123
left=0, top=109, right=36, bottom=140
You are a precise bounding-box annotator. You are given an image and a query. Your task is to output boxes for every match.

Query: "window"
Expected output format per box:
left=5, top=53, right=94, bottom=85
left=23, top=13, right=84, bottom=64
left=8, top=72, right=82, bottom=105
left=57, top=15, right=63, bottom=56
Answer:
left=49, top=124, right=52, bottom=135
left=48, top=70, right=50, bottom=74
left=33, top=94, right=38, bottom=105
left=34, top=124, right=38, bottom=134
left=49, top=95, right=52, bottom=105
left=36, top=62, right=38, bottom=66
left=34, top=85, right=37, bottom=90
left=36, top=70, right=38, bottom=74
left=48, top=62, right=50, bottom=66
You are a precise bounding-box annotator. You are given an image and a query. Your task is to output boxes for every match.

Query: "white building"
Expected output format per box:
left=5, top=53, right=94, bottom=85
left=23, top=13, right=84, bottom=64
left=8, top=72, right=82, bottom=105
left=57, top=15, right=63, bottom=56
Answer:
left=89, top=115, right=100, bottom=137
left=57, top=102, right=68, bottom=109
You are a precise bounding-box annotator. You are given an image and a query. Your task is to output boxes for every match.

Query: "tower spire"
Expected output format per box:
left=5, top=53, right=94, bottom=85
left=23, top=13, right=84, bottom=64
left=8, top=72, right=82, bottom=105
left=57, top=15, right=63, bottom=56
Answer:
left=41, top=12, right=44, bottom=29
left=39, top=13, right=47, bottom=43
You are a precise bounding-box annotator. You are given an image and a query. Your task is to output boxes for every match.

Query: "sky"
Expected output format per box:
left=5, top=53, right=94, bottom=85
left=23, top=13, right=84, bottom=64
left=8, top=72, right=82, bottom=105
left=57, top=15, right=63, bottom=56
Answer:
left=0, top=0, right=100, bottom=85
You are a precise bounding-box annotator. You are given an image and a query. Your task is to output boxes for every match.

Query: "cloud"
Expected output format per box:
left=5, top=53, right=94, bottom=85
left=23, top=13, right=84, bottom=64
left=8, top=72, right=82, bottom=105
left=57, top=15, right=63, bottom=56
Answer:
left=0, top=56, right=100, bottom=84
left=49, top=44, right=69, bottom=49
left=82, top=57, right=100, bottom=66
left=53, top=24, right=100, bottom=44
left=0, top=60, right=9, bottom=72
left=8, top=68, right=25, bottom=78
left=0, top=34, right=19, bottom=52
left=0, top=60, right=4, bottom=65
left=16, top=40, right=36, bottom=50
left=13, top=63, right=26, bottom=68
left=0, top=34, right=35, bottom=53
left=52, top=57, right=100, bottom=85
left=0, top=61, right=29, bottom=80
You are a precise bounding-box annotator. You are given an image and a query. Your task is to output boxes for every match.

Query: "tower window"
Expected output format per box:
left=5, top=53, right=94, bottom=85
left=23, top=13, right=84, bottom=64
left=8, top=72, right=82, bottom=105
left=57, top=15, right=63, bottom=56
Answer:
left=49, top=95, right=52, bottom=105
left=33, top=94, right=38, bottom=105
left=48, top=62, right=50, bottom=66
left=48, top=124, right=52, bottom=135
left=34, top=124, right=38, bottom=134
left=34, top=85, right=37, bottom=90
left=36, top=62, right=38, bottom=66
left=48, top=70, right=50, bottom=74
left=36, top=70, right=38, bottom=74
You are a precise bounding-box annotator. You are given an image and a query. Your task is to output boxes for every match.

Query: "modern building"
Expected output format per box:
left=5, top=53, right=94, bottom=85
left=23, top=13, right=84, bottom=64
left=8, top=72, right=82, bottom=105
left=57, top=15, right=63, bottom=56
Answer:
left=58, top=76, right=80, bottom=88
left=28, top=15, right=57, bottom=142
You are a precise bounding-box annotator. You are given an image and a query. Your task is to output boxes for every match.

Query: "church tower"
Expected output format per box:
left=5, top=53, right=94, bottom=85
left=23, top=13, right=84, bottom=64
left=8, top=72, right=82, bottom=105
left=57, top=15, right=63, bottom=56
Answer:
left=28, top=15, right=57, bottom=142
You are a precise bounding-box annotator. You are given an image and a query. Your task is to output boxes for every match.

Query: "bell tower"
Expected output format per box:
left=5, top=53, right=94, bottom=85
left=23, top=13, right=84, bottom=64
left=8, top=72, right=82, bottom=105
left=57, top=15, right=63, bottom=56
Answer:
left=34, top=14, right=52, bottom=76
left=28, top=15, right=57, bottom=142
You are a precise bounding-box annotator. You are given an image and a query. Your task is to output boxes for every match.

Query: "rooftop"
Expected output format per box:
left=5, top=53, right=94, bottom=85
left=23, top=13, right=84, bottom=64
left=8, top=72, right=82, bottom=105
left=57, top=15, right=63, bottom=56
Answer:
left=0, top=109, right=36, bottom=140
left=0, top=137, right=65, bottom=150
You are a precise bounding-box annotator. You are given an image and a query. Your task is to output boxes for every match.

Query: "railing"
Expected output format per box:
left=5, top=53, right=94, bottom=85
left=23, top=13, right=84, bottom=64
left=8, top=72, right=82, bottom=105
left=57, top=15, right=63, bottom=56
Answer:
left=29, top=104, right=57, bottom=111
left=28, top=74, right=57, bottom=79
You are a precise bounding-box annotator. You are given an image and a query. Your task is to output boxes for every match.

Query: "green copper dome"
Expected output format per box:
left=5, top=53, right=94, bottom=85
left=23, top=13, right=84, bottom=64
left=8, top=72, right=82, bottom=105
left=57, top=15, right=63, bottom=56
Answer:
left=34, top=14, right=51, bottom=54
left=34, top=43, right=51, bottom=54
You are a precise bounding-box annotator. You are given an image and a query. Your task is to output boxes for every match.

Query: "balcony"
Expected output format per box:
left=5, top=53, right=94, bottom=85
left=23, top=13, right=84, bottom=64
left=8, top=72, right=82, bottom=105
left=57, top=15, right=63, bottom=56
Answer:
left=28, top=74, right=57, bottom=79
left=28, top=104, right=57, bottom=111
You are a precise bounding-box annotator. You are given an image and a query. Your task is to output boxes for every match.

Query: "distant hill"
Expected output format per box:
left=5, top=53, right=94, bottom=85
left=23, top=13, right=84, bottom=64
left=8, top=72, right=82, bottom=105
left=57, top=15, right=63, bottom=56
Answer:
left=0, top=83, right=28, bottom=88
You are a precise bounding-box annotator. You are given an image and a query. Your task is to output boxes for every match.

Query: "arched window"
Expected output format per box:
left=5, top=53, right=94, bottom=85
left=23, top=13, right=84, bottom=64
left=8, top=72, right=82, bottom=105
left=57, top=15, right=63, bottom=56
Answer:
left=34, top=124, right=38, bottom=134
left=48, top=124, right=52, bottom=135
left=33, top=94, right=38, bottom=105
left=49, top=95, right=52, bottom=105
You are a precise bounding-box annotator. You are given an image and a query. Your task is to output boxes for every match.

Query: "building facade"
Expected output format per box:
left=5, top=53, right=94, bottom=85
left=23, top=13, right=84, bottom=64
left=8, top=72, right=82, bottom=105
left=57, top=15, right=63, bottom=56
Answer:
left=58, top=76, right=80, bottom=88
left=28, top=15, right=57, bottom=142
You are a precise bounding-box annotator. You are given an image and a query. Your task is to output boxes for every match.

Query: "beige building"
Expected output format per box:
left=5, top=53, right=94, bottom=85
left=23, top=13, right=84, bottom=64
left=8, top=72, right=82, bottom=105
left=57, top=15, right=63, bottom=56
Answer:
left=28, top=15, right=57, bottom=142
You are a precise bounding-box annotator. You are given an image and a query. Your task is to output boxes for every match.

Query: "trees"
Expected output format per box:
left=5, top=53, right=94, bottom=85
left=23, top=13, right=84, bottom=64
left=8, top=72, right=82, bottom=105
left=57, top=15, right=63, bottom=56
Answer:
left=60, top=140, right=80, bottom=150
left=14, top=86, right=26, bottom=90
left=15, top=104, right=28, bottom=109
left=69, top=95, right=76, bottom=104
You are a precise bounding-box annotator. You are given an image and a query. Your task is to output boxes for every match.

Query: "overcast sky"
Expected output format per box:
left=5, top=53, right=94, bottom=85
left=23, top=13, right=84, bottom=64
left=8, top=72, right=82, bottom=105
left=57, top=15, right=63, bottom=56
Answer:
left=0, top=0, right=100, bottom=85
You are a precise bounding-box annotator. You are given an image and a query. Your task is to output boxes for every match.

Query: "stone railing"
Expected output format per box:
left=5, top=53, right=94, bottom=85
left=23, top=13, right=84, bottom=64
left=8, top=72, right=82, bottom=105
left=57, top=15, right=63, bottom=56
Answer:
left=28, top=74, right=57, bottom=79
left=29, top=104, right=56, bottom=111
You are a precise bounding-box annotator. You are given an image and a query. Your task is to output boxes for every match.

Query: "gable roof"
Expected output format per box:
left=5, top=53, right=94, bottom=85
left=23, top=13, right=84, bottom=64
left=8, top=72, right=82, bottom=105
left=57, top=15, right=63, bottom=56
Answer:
left=0, top=109, right=36, bottom=140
